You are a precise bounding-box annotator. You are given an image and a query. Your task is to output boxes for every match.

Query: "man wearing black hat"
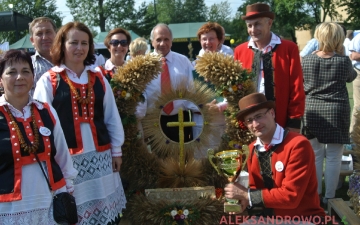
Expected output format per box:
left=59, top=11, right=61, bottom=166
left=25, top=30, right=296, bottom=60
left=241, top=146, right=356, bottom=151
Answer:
left=234, top=3, right=305, bottom=134
left=224, top=93, right=325, bottom=223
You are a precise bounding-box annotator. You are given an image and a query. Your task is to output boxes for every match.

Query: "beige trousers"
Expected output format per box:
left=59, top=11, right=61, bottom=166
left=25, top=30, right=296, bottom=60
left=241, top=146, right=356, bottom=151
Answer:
left=350, top=69, right=360, bottom=134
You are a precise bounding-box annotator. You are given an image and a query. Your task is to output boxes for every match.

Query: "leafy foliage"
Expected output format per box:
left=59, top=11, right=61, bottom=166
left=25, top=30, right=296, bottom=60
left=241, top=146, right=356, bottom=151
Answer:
left=124, top=2, right=157, bottom=39
left=182, top=0, right=207, bottom=22
left=0, top=0, right=62, bottom=44
left=147, top=0, right=207, bottom=24
left=340, top=0, right=360, bottom=29
left=208, top=1, right=232, bottom=25
left=66, top=0, right=135, bottom=32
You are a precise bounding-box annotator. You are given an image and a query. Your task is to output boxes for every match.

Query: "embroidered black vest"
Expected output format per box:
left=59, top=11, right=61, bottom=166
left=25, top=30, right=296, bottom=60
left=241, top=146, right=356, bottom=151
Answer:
left=50, top=70, right=111, bottom=154
left=0, top=103, right=65, bottom=202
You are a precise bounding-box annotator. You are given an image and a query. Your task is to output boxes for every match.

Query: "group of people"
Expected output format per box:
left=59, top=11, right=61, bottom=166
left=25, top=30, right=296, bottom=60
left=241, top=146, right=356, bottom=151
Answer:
left=0, top=2, right=357, bottom=225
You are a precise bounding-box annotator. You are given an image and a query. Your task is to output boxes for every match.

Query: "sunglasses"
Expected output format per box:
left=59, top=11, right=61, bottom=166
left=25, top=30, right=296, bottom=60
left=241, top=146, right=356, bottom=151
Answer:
left=109, top=39, right=129, bottom=47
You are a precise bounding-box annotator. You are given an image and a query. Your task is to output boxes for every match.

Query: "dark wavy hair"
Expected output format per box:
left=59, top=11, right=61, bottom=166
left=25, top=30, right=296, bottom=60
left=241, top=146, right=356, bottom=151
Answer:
left=50, top=21, right=95, bottom=66
left=196, top=22, right=223, bottom=41
left=104, top=27, right=131, bottom=49
left=0, top=50, right=34, bottom=77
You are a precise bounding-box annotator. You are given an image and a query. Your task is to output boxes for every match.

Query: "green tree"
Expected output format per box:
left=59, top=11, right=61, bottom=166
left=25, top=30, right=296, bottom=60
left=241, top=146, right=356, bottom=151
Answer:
left=66, top=0, right=135, bottom=32
left=182, top=0, right=207, bottom=22
left=0, top=0, right=62, bottom=43
left=153, top=0, right=182, bottom=24
left=208, top=1, right=232, bottom=25
left=228, top=12, right=249, bottom=44
left=340, top=0, right=360, bottom=29
left=150, top=0, right=208, bottom=24
left=124, top=2, right=157, bottom=38
left=304, top=0, right=341, bottom=25
left=272, top=0, right=315, bottom=43
left=207, top=1, right=233, bottom=39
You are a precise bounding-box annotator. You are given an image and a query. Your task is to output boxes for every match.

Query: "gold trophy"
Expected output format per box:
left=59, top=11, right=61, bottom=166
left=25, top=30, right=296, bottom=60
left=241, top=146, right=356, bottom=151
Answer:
left=208, top=147, right=249, bottom=214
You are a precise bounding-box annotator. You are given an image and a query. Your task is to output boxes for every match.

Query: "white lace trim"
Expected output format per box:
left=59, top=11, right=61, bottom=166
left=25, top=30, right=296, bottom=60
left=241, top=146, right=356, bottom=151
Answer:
left=76, top=186, right=126, bottom=224
left=0, top=207, right=56, bottom=225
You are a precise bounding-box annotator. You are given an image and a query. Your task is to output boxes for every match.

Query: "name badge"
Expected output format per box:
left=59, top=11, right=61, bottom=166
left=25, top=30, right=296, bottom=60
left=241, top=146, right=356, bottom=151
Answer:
left=275, top=161, right=284, bottom=172
left=39, top=126, right=51, bottom=136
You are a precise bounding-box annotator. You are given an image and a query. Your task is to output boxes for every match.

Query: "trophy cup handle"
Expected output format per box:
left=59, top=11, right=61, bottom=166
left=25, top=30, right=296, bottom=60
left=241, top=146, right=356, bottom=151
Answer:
left=207, top=149, right=221, bottom=175
left=241, top=145, right=250, bottom=170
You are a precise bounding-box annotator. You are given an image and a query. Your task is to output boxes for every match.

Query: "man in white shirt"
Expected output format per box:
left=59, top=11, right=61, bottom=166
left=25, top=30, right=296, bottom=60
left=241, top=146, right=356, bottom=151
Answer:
left=29, top=17, right=56, bottom=96
left=344, top=30, right=354, bottom=56
left=145, top=23, right=195, bottom=142
left=349, top=33, right=360, bottom=134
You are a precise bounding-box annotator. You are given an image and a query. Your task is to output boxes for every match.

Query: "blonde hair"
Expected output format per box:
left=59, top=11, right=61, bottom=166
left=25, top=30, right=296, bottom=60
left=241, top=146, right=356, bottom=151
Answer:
left=129, top=37, right=148, bottom=57
left=315, top=22, right=345, bottom=55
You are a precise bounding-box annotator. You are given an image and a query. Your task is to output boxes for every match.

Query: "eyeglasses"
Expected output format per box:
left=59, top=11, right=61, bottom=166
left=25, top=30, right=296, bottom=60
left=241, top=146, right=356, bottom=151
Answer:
left=244, top=109, right=271, bottom=125
left=109, top=39, right=129, bottom=47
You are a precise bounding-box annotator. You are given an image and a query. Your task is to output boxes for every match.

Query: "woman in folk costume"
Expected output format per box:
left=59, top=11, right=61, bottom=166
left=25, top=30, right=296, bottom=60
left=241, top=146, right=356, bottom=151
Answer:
left=0, top=50, right=77, bottom=224
left=33, top=22, right=126, bottom=224
left=101, top=28, right=131, bottom=83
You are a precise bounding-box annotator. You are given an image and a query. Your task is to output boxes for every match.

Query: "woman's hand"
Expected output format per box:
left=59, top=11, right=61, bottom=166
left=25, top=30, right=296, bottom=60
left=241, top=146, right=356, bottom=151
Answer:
left=112, top=157, right=122, bottom=172
left=65, top=179, right=75, bottom=194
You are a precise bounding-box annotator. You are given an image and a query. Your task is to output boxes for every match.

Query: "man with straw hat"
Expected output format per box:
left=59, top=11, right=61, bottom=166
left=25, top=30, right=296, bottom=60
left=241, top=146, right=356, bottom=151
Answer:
left=234, top=3, right=305, bottom=134
left=224, top=93, right=325, bottom=224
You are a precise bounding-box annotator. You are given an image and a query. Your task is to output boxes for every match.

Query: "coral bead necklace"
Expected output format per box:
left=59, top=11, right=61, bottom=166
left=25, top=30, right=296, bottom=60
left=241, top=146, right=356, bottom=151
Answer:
left=63, top=71, right=93, bottom=104
left=4, top=104, right=39, bottom=154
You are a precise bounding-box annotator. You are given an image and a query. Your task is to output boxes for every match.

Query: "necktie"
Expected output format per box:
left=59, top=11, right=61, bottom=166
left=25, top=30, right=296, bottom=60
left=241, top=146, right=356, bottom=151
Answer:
left=264, top=144, right=272, bottom=151
left=161, top=57, right=174, bottom=114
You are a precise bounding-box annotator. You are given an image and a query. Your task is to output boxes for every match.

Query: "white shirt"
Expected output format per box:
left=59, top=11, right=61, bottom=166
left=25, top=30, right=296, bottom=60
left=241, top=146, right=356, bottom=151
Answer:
left=348, top=33, right=360, bottom=70
left=248, top=32, right=282, bottom=93
left=94, top=53, right=106, bottom=66
left=33, top=64, right=124, bottom=156
left=247, top=123, right=284, bottom=206
left=31, top=51, right=53, bottom=97
left=219, top=44, right=234, bottom=56
left=344, top=38, right=351, bottom=56
left=198, top=44, right=234, bottom=57
left=144, top=50, right=194, bottom=115
left=104, top=58, right=116, bottom=71
left=0, top=96, right=78, bottom=222
left=254, top=124, right=284, bottom=152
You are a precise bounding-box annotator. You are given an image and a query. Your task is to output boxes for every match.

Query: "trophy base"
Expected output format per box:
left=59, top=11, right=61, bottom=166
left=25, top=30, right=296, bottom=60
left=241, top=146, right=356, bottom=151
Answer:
left=224, top=202, right=242, bottom=214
